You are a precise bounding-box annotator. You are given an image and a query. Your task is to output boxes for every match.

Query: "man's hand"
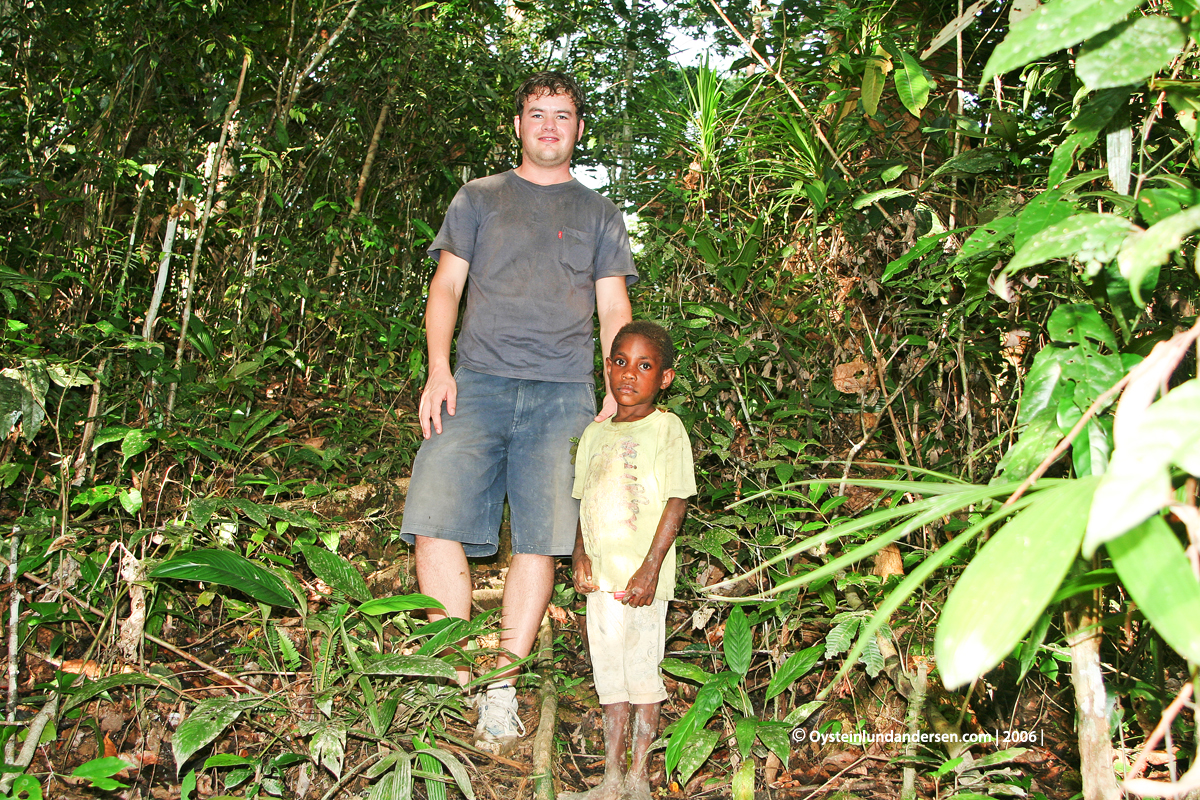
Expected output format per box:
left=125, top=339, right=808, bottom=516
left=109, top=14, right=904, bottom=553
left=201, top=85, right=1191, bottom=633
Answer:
left=572, top=551, right=598, bottom=594
left=595, top=391, right=619, bottom=422
left=418, top=368, right=457, bottom=438
left=622, top=563, right=660, bottom=607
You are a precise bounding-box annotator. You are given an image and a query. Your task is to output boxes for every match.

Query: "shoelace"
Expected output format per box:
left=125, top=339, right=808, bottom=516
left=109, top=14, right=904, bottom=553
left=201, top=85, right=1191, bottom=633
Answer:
left=478, top=693, right=526, bottom=737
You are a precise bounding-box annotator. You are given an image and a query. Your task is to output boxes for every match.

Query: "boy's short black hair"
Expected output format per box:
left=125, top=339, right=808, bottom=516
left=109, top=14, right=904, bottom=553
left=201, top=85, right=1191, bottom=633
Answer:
left=612, top=320, right=676, bottom=369
left=516, top=71, right=588, bottom=119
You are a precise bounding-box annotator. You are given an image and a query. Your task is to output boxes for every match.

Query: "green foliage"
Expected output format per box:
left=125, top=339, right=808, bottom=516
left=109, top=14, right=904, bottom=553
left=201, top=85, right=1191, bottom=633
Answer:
left=150, top=549, right=298, bottom=609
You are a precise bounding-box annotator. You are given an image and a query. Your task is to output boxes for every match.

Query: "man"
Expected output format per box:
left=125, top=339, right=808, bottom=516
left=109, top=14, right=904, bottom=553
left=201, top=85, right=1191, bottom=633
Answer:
left=400, top=71, right=635, bottom=754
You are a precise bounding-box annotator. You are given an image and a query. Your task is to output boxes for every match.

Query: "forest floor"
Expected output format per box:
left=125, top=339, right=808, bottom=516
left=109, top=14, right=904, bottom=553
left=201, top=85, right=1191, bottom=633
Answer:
left=24, top=544, right=1087, bottom=800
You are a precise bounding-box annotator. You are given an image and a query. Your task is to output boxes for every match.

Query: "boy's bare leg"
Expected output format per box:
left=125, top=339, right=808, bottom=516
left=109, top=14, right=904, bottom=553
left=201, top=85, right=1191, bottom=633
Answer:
left=622, top=703, right=660, bottom=800
left=493, top=553, right=555, bottom=680
left=562, top=702, right=629, bottom=800
left=413, top=535, right=473, bottom=686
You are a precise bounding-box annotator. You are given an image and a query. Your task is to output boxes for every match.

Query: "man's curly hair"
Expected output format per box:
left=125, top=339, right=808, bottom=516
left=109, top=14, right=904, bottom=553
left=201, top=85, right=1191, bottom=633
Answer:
left=612, top=320, right=676, bottom=370
left=515, top=71, right=588, bottom=119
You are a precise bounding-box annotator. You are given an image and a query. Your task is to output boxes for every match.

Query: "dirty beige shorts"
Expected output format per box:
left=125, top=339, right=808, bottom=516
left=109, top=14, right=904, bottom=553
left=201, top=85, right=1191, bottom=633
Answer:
left=586, top=592, right=668, bottom=706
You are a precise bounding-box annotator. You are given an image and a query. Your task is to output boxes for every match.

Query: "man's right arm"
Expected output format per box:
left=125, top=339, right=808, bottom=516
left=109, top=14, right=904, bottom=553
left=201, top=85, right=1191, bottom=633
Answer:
left=419, top=250, right=470, bottom=438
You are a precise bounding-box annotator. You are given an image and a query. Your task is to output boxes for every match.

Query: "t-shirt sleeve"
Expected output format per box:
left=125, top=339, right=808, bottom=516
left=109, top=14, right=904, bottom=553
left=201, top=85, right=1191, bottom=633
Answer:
left=657, top=414, right=697, bottom=501
left=428, top=186, right=477, bottom=264
left=592, top=204, right=638, bottom=287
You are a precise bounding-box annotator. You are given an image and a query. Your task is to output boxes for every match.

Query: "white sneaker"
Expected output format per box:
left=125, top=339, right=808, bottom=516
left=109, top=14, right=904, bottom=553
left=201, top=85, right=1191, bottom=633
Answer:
left=474, top=684, right=525, bottom=754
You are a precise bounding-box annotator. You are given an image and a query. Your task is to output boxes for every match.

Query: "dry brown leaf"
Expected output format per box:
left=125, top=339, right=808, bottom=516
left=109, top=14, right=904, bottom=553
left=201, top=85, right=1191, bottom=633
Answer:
left=873, top=543, right=904, bottom=578
left=833, top=358, right=875, bottom=393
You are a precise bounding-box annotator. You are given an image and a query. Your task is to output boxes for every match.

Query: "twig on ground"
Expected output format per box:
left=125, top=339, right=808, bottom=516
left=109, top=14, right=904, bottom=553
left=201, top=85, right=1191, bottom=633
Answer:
left=3, top=559, right=264, bottom=695
left=0, top=695, right=57, bottom=794
left=532, top=613, right=558, bottom=800
left=4, top=525, right=20, bottom=769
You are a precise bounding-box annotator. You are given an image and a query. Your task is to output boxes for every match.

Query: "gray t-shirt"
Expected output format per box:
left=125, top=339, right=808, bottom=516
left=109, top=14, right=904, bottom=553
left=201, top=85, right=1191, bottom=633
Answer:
left=428, top=170, right=637, bottom=383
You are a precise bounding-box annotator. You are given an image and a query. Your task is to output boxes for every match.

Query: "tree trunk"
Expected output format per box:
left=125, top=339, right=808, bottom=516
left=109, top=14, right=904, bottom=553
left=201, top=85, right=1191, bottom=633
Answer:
left=167, top=52, right=250, bottom=416
left=1065, top=597, right=1121, bottom=800
left=329, top=80, right=397, bottom=278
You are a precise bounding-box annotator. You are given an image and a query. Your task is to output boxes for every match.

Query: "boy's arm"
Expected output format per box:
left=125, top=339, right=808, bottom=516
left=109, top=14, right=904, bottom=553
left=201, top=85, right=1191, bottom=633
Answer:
left=623, top=497, right=688, bottom=607
left=572, top=520, right=598, bottom=594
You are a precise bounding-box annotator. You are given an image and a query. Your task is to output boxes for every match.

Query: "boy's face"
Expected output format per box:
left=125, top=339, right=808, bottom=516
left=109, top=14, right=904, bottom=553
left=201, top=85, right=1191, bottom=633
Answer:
left=606, top=333, right=675, bottom=421
left=514, top=91, right=584, bottom=171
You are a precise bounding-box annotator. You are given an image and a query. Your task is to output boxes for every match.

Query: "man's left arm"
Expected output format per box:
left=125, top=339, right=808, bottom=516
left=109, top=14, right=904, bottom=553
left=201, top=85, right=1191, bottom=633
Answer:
left=595, top=275, right=632, bottom=421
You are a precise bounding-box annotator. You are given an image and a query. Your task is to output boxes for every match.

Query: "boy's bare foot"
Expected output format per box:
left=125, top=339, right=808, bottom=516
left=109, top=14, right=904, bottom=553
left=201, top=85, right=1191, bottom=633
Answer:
left=559, top=776, right=625, bottom=800
left=620, top=773, right=653, bottom=800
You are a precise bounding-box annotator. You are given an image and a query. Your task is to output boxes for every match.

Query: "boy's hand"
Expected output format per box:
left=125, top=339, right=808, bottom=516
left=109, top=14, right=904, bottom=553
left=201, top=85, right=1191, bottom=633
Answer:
left=572, top=552, right=598, bottom=594
left=622, top=564, right=659, bottom=607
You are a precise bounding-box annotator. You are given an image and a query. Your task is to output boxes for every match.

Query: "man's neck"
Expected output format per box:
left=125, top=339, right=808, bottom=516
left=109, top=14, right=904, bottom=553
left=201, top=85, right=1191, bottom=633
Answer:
left=514, top=162, right=574, bottom=186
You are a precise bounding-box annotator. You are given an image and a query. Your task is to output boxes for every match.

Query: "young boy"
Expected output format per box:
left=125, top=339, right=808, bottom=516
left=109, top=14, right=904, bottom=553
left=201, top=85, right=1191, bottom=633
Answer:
left=566, top=321, right=696, bottom=800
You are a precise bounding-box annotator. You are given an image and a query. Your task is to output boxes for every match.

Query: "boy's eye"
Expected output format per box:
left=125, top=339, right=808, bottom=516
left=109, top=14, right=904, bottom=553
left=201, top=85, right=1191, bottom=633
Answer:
left=639, top=363, right=652, bottom=370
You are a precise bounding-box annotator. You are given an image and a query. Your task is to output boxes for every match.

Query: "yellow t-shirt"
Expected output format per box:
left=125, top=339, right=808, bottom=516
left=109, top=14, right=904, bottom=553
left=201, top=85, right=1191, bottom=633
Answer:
left=572, top=409, right=697, bottom=601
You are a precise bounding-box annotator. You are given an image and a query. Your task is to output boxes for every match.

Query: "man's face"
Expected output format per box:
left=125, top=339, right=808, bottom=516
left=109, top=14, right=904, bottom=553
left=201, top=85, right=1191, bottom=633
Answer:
left=514, top=91, right=584, bottom=170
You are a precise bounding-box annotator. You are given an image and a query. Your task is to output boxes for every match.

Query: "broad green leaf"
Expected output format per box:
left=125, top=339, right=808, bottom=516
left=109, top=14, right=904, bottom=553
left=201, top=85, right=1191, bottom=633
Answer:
left=1136, top=184, right=1200, bottom=225
left=73, top=756, right=134, bottom=780
left=227, top=497, right=269, bottom=527
left=1014, top=192, right=1075, bottom=251
left=46, top=362, right=92, bottom=388
left=732, top=757, right=755, bottom=800
left=881, top=231, right=957, bottom=281
left=952, top=217, right=1018, bottom=266
left=150, top=549, right=298, bottom=608
left=852, top=187, right=912, bottom=210
left=121, top=429, right=154, bottom=465
left=936, top=477, right=1100, bottom=689
left=675, top=728, right=719, bottom=785
left=929, top=148, right=1008, bottom=180
left=1116, top=206, right=1200, bottom=305
left=665, top=673, right=734, bottom=776
left=188, top=497, right=221, bottom=528
left=1085, top=379, right=1200, bottom=552
left=1108, top=517, right=1200, bottom=664
left=992, top=408, right=1062, bottom=483
left=1049, top=90, right=1131, bottom=186
left=1018, top=348, right=1071, bottom=426
left=734, top=717, right=758, bottom=760
left=756, top=722, right=793, bottom=769
left=660, top=658, right=715, bottom=685
left=765, top=645, right=822, bottom=700
left=119, top=488, right=143, bottom=515
left=311, top=723, right=347, bottom=779
left=361, top=654, right=457, bottom=680
left=62, top=672, right=177, bottom=714
left=724, top=606, right=752, bottom=676
left=9, top=775, right=42, bottom=800
left=1003, top=213, right=1137, bottom=276
left=895, top=50, right=934, bottom=117
left=824, top=614, right=860, bottom=658
left=1047, top=303, right=1119, bottom=351
left=982, top=0, right=1146, bottom=83
left=414, top=747, right=475, bottom=800
left=0, top=375, right=25, bottom=440
left=173, top=697, right=255, bottom=772
left=359, top=593, right=445, bottom=615
left=1077, top=16, right=1185, bottom=91
left=861, top=61, right=885, bottom=116
left=299, top=544, right=371, bottom=603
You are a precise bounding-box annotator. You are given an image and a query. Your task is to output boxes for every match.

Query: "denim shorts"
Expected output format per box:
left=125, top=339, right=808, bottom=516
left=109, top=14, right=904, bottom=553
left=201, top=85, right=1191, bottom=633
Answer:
left=400, top=368, right=596, bottom=557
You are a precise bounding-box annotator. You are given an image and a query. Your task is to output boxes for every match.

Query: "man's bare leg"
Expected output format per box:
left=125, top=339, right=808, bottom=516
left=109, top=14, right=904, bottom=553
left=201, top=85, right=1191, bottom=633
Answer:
left=561, top=702, right=629, bottom=800
left=622, top=703, right=660, bottom=800
left=492, top=553, right=555, bottom=679
left=413, top=535, right=473, bottom=686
